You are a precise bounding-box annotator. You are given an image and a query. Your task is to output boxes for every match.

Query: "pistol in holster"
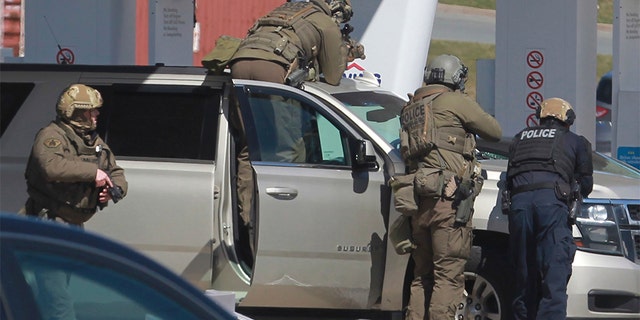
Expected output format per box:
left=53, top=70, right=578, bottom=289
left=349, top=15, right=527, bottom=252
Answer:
left=501, top=189, right=511, bottom=215
left=453, top=176, right=475, bottom=226
left=568, top=181, right=582, bottom=225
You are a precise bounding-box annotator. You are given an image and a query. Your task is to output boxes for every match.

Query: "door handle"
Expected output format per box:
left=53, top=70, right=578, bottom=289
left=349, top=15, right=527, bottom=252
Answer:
left=265, top=187, right=298, bottom=200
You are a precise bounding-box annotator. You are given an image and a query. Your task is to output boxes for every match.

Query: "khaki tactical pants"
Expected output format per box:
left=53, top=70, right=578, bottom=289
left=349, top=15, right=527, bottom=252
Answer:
left=406, top=197, right=473, bottom=320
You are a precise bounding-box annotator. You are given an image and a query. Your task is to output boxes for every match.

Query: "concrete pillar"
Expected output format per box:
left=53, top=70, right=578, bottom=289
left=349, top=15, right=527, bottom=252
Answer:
left=612, top=0, right=640, bottom=168
left=494, top=0, right=598, bottom=144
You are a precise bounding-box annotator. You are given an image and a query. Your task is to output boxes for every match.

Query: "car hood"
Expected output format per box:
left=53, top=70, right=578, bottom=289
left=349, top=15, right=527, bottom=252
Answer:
left=589, top=171, right=640, bottom=200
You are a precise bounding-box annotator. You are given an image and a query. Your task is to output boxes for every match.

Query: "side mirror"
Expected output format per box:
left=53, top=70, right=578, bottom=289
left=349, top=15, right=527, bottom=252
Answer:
left=352, top=139, right=378, bottom=170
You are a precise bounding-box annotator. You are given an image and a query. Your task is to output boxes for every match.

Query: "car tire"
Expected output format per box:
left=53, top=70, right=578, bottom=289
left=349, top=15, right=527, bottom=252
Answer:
left=457, top=245, right=514, bottom=320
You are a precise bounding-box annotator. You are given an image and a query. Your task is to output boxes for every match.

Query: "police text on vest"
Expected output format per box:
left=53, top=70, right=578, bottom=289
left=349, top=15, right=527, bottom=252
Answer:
left=520, top=128, right=556, bottom=140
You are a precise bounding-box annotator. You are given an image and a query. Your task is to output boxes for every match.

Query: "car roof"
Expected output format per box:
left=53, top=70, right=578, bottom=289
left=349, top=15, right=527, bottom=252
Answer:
left=0, top=213, right=237, bottom=320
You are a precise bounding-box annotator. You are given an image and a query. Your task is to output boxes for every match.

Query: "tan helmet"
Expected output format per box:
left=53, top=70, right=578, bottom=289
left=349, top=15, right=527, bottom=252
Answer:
left=424, top=54, right=468, bottom=91
left=57, top=84, right=103, bottom=119
left=328, top=0, right=352, bottom=23
left=537, top=97, right=576, bottom=125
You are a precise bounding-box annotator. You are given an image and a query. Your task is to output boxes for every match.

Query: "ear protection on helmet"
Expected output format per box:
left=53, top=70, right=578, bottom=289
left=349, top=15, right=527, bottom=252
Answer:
left=327, top=0, right=352, bottom=23
left=423, top=54, right=468, bottom=91
left=536, top=97, right=575, bottom=125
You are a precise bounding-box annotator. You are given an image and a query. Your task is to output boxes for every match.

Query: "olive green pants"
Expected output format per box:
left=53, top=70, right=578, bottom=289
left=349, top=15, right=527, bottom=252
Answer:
left=406, top=197, right=473, bottom=320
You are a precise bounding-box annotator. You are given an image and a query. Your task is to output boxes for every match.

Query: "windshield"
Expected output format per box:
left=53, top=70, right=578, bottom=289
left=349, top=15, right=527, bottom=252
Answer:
left=476, top=140, right=640, bottom=179
left=331, top=91, right=405, bottom=146
left=592, top=152, right=640, bottom=178
left=331, top=91, right=640, bottom=179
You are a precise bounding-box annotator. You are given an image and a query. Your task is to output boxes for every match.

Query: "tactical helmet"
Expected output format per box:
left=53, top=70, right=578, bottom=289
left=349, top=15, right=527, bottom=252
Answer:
left=424, top=54, right=469, bottom=91
left=57, top=84, right=103, bottom=118
left=536, top=97, right=576, bottom=125
left=326, top=0, right=353, bottom=23
left=57, top=84, right=103, bottom=131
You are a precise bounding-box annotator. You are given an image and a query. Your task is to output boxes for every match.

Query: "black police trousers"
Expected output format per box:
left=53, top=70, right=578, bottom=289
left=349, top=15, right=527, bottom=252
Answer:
left=508, top=188, right=576, bottom=320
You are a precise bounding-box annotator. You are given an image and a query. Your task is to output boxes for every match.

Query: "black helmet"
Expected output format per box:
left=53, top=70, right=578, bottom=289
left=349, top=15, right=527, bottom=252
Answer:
left=424, top=54, right=468, bottom=91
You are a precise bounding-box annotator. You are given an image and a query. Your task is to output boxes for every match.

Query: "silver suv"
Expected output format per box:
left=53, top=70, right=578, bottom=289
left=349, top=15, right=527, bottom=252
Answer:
left=1, top=63, right=638, bottom=319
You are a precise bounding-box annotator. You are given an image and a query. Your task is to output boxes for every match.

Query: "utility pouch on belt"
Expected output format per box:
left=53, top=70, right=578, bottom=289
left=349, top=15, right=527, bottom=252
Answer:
left=554, top=181, right=571, bottom=201
left=414, top=167, right=453, bottom=199
left=389, top=215, right=417, bottom=255
left=389, top=174, right=418, bottom=216
left=201, top=35, right=242, bottom=74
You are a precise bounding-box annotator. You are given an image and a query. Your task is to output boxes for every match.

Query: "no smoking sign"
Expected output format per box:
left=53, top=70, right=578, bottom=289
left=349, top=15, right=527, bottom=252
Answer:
left=527, top=50, right=543, bottom=69
left=524, top=49, right=544, bottom=127
left=56, top=48, right=75, bottom=64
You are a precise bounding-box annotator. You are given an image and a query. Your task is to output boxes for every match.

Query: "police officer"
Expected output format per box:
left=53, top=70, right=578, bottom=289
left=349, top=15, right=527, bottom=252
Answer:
left=506, top=97, right=593, bottom=320
left=23, top=84, right=128, bottom=320
left=228, top=0, right=364, bottom=250
left=402, top=54, right=502, bottom=320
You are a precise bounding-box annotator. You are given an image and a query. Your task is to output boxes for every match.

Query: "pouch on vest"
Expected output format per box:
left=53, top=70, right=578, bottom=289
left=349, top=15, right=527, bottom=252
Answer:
left=414, top=167, right=452, bottom=199
left=389, top=215, right=417, bottom=255
left=202, top=35, right=243, bottom=74
left=462, top=133, right=477, bottom=159
left=389, top=174, right=418, bottom=216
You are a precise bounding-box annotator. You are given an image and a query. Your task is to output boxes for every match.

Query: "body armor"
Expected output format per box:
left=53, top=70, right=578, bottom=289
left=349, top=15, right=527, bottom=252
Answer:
left=507, top=126, right=574, bottom=183
left=400, top=90, right=470, bottom=161
left=241, top=2, right=322, bottom=67
left=25, top=121, right=108, bottom=224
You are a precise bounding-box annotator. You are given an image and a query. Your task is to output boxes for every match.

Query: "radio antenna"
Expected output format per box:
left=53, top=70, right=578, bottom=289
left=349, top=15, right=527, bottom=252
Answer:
left=43, top=15, right=69, bottom=64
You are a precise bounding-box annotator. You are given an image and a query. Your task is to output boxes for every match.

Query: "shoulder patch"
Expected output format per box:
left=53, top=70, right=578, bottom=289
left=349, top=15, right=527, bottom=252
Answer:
left=43, top=138, right=62, bottom=148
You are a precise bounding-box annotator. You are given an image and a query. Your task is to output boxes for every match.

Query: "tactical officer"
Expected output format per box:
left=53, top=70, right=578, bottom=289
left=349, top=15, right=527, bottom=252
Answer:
left=228, top=0, right=364, bottom=248
left=401, top=54, right=502, bottom=320
left=229, top=0, right=363, bottom=86
left=506, top=97, right=593, bottom=319
left=23, top=84, right=127, bottom=320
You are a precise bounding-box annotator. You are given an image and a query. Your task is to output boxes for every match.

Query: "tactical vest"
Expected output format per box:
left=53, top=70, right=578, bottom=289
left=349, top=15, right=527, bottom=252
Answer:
left=507, top=126, right=574, bottom=183
left=25, top=122, right=104, bottom=224
left=242, top=2, right=321, bottom=66
left=399, top=91, right=470, bottom=161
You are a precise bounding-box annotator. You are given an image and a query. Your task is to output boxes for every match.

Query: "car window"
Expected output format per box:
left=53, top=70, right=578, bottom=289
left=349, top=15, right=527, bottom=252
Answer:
left=93, top=84, right=220, bottom=161
left=332, top=91, right=405, bottom=148
left=243, top=91, right=349, bottom=166
left=0, top=82, right=35, bottom=137
left=12, top=249, right=208, bottom=320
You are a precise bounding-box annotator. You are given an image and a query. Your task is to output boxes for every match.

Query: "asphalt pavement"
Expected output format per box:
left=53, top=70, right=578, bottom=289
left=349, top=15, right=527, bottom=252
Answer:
left=433, top=4, right=613, bottom=55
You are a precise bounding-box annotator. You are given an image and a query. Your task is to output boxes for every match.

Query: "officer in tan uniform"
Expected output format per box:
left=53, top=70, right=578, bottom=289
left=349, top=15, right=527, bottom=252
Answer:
left=401, top=55, right=502, bottom=320
left=230, top=0, right=362, bottom=85
left=228, top=0, right=364, bottom=254
left=23, top=84, right=127, bottom=320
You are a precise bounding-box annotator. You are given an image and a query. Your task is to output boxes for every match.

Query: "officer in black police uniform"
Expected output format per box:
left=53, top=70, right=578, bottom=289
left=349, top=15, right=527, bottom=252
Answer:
left=505, top=97, right=593, bottom=320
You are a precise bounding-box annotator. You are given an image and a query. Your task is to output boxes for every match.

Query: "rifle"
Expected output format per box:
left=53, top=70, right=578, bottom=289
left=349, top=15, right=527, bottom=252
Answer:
left=341, top=23, right=366, bottom=60
left=341, top=23, right=354, bottom=40
left=285, top=54, right=310, bottom=88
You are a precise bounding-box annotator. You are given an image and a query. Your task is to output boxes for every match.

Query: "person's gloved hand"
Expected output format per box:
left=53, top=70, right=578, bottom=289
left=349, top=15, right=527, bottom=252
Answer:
left=347, top=39, right=366, bottom=61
